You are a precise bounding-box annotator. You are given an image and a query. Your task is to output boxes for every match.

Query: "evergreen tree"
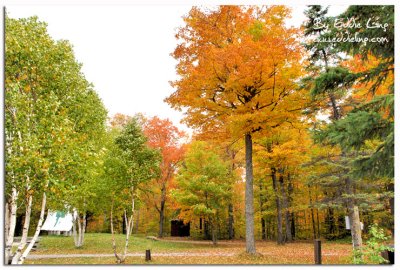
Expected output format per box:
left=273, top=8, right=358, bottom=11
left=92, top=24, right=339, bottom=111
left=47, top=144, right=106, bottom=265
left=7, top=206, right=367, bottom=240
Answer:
left=303, top=5, right=394, bottom=244
left=302, top=5, right=362, bottom=248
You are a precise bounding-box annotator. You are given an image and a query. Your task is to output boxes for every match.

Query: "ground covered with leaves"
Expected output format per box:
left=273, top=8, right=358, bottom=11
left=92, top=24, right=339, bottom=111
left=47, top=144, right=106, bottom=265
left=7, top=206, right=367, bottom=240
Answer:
left=25, top=233, right=353, bottom=265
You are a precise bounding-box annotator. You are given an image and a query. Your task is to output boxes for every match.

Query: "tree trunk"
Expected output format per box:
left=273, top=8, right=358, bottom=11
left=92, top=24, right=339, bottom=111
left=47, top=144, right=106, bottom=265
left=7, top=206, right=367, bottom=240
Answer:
left=5, top=187, right=18, bottom=264
left=316, top=208, right=321, bottom=239
left=110, top=200, right=123, bottom=264
left=211, top=221, right=218, bottom=246
left=326, top=207, right=335, bottom=236
left=11, top=194, right=33, bottom=264
left=244, top=133, right=256, bottom=254
left=259, top=181, right=266, bottom=240
left=284, top=211, right=291, bottom=241
left=16, top=192, right=47, bottom=264
left=5, top=202, right=10, bottom=254
left=308, top=187, right=316, bottom=240
left=228, top=203, right=234, bottom=240
left=329, top=94, right=341, bottom=120
left=122, top=213, right=126, bottom=234
left=204, top=220, right=209, bottom=240
left=158, top=185, right=166, bottom=238
left=345, top=178, right=362, bottom=249
left=78, top=214, right=83, bottom=246
left=287, top=173, right=294, bottom=241
left=280, top=174, right=292, bottom=242
left=80, top=213, right=86, bottom=246
left=388, top=182, right=394, bottom=238
left=73, top=212, right=78, bottom=246
left=73, top=212, right=85, bottom=248
left=291, top=212, right=296, bottom=239
left=272, top=168, right=283, bottom=244
left=111, top=194, right=135, bottom=264
left=122, top=197, right=135, bottom=262
left=122, top=210, right=132, bottom=261
left=261, top=217, right=266, bottom=240
left=135, top=208, right=140, bottom=234
left=311, top=210, right=316, bottom=240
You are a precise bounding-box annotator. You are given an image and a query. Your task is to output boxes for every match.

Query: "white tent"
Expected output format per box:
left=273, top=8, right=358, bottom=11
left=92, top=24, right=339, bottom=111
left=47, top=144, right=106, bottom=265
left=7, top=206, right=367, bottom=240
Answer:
left=41, top=210, right=73, bottom=235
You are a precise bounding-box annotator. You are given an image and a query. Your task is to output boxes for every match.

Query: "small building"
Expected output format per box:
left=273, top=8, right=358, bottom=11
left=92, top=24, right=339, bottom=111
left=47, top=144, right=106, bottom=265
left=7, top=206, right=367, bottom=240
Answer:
left=170, top=219, right=190, bottom=237
left=41, top=210, right=73, bottom=236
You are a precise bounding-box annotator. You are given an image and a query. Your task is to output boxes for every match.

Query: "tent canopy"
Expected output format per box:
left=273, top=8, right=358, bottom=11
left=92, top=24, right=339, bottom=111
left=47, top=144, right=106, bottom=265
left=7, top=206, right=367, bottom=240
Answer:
left=41, top=210, right=73, bottom=232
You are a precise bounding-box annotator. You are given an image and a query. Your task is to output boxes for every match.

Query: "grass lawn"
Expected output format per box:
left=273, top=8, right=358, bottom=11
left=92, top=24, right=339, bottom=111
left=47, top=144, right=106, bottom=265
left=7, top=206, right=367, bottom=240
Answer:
left=25, top=233, right=354, bottom=265
left=32, top=233, right=209, bottom=254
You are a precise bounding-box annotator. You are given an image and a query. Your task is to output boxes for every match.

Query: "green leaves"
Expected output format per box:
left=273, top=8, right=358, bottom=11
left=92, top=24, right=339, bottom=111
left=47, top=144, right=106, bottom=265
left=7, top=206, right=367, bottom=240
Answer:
left=316, top=111, right=391, bottom=150
left=173, top=141, right=232, bottom=221
left=311, top=67, right=354, bottom=97
left=101, top=116, right=161, bottom=212
left=305, top=5, right=394, bottom=180
left=353, top=224, right=394, bottom=264
left=5, top=15, right=107, bottom=213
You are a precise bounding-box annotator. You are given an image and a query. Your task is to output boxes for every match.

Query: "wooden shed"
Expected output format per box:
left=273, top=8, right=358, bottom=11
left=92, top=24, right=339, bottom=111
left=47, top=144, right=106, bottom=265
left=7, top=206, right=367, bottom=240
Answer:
left=170, top=219, right=190, bottom=237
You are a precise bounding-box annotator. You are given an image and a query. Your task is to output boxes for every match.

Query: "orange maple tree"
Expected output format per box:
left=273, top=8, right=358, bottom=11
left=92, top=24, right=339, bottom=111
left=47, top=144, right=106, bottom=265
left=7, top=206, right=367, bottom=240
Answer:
left=166, top=5, right=307, bottom=253
left=143, top=116, right=186, bottom=237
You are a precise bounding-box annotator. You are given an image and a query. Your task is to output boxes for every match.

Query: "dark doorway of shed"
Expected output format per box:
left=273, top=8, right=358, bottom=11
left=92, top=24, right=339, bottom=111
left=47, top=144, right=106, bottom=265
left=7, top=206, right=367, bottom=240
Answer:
left=170, top=220, right=190, bottom=237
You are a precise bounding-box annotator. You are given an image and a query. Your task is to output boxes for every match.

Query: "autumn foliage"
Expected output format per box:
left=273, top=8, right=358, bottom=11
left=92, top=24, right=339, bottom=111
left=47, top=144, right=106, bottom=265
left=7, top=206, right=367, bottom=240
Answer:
left=5, top=5, right=394, bottom=265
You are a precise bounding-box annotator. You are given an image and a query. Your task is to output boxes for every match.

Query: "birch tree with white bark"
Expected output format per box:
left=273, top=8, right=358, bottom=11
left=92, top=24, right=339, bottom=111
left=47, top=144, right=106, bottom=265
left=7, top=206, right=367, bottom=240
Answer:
left=102, top=117, right=160, bottom=264
left=5, top=15, right=107, bottom=264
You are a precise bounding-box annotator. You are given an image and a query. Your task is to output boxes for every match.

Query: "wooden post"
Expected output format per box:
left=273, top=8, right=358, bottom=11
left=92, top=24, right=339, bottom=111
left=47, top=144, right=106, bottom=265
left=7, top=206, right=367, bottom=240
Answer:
left=145, top=249, right=151, bottom=261
left=314, top=239, right=322, bottom=264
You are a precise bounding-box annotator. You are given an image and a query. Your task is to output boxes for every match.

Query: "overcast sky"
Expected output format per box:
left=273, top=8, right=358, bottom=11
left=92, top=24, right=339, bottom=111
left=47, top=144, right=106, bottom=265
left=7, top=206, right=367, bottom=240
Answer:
left=6, top=5, right=347, bottom=133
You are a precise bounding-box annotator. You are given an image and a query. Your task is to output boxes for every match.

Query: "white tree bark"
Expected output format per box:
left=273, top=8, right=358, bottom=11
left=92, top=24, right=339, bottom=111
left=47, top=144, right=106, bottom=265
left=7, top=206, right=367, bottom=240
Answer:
left=5, top=187, right=18, bottom=265
left=77, top=214, right=82, bottom=247
left=122, top=211, right=134, bottom=259
left=122, top=210, right=129, bottom=261
left=129, top=195, right=135, bottom=236
left=11, top=194, right=33, bottom=264
left=73, top=211, right=86, bottom=248
left=16, top=191, right=47, bottom=264
left=5, top=202, right=10, bottom=246
left=112, top=195, right=135, bottom=264
left=110, top=200, right=122, bottom=264
left=5, top=203, right=10, bottom=264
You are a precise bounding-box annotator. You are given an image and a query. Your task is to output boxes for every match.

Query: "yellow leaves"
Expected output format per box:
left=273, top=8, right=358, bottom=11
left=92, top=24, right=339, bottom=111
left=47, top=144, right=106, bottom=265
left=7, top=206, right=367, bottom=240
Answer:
left=24, top=84, right=31, bottom=93
left=20, top=74, right=28, bottom=81
left=343, top=54, right=394, bottom=101
left=27, top=189, right=35, bottom=197
left=167, top=5, right=307, bottom=140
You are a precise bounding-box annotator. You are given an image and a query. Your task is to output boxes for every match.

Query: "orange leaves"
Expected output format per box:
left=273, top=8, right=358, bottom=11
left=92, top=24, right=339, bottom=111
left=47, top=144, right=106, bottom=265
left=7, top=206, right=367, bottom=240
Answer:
left=167, top=6, right=307, bottom=140
left=344, top=54, right=393, bottom=100
left=143, top=116, right=186, bottom=175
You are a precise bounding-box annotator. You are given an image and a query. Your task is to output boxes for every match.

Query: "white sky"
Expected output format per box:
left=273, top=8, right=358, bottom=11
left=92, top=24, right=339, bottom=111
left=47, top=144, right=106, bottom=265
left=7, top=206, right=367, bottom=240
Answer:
left=6, top=4, right=348, bottom=134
